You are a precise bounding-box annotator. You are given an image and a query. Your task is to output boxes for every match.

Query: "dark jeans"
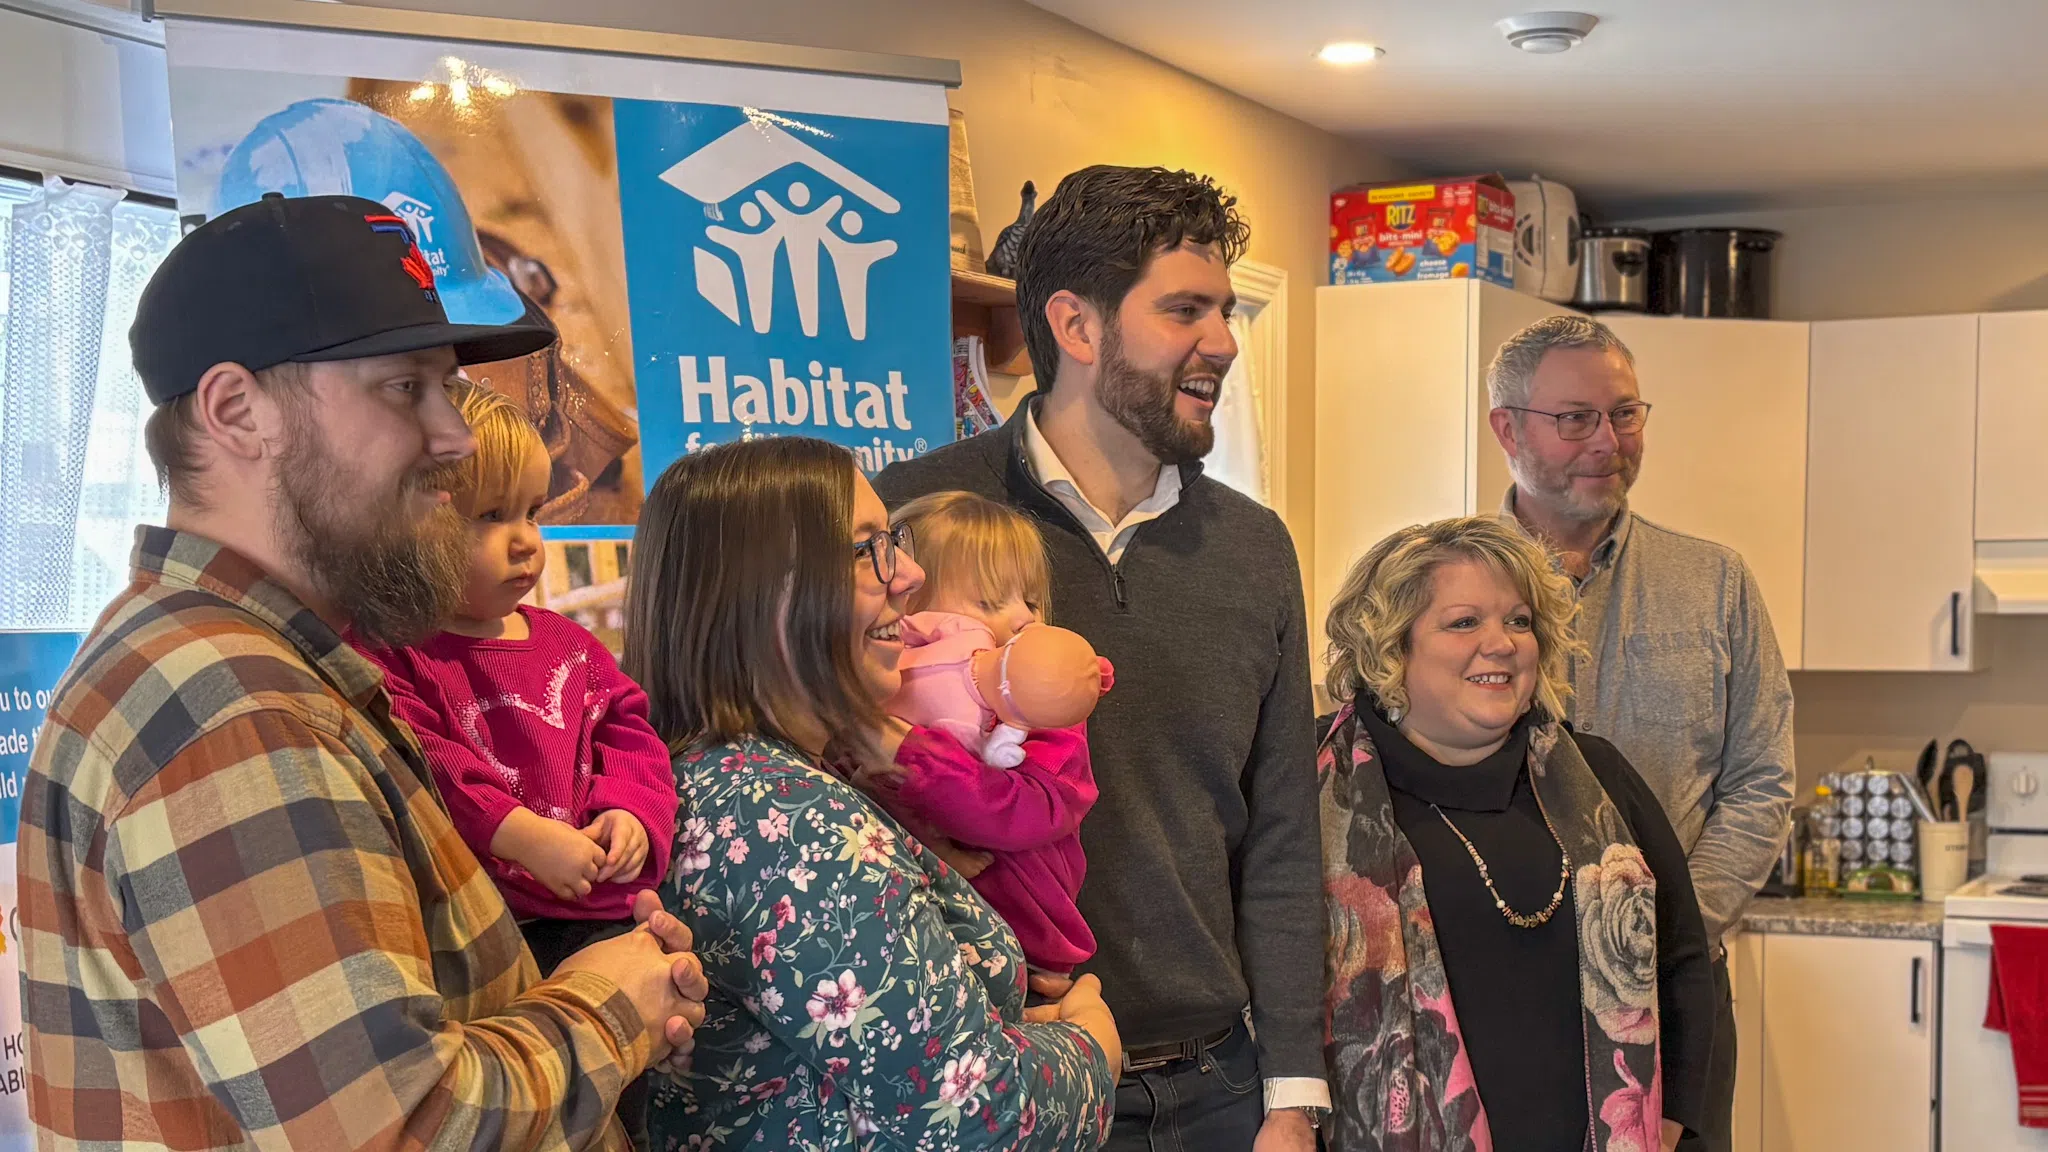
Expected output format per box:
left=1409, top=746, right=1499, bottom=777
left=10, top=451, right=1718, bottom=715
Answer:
left=519, top=917, right=648, bottom=1152
left=1677, top=954, right=1735, bottom=1152
left=1105, top=1022, right=1264, bottom=1152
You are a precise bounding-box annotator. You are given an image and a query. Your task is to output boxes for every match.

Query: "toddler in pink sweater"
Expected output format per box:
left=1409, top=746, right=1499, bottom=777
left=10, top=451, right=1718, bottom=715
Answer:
left=859, top=490, right=1102, bottom=976
left=358, top=382, right=676, bottom=976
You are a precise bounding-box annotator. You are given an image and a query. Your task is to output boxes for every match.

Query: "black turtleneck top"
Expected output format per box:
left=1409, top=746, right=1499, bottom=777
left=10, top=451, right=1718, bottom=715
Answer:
left=1347, top=704, right=1713, bottom=1148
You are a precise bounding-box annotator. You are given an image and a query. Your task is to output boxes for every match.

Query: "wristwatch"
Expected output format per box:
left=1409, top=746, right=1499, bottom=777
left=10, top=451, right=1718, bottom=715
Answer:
left=1279, top=1106, right=1328, bottom=1130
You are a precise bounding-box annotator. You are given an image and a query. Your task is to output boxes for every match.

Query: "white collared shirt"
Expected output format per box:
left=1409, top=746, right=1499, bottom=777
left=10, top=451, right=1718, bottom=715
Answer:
left=1021, top=406, right=1182, bottom=565
left=1019, top=405, right=1332, bottom=1117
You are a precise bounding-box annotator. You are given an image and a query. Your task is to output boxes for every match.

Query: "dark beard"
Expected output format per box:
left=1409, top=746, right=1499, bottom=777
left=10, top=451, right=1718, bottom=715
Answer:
left=273, top=406, right=469, bottom=647
left=1097, top=325, right=1216, bottom=465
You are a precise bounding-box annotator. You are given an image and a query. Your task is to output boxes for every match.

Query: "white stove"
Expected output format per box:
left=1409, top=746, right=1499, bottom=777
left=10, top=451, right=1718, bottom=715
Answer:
left=1942, top=752, right=2048, bottom=1150
left=1946, top=873, right=2048, bottom=924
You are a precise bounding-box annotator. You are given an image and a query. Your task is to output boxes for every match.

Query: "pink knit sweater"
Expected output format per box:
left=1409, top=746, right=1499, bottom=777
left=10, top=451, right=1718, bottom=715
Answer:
left=359, top=608, right=677, bottom=921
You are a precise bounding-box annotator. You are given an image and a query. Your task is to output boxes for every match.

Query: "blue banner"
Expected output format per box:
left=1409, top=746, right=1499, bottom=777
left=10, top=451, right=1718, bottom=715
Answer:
left=0, top=632, right=81, bottom=847
left=614, top=102, right=952, bottom=478
left=0, top=630, right=80, bottom=1140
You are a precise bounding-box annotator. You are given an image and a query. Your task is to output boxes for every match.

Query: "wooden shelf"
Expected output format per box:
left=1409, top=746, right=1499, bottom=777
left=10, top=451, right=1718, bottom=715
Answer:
left=951, top=268, right=1017, bottom=305
left=950, top=267, right=1030, bottom=376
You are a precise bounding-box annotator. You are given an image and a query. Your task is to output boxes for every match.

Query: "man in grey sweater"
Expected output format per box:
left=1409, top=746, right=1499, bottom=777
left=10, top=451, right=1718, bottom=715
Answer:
left=876, top=166, right=1326, bottom=1152
left=1487, top=315, right=1796, bottom=1152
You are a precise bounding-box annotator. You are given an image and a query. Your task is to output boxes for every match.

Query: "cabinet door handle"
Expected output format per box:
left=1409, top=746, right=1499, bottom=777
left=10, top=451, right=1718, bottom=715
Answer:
left=1950, top=592, right=1963, bottom=658
left=1910, top=956, right=1924, bottom=1025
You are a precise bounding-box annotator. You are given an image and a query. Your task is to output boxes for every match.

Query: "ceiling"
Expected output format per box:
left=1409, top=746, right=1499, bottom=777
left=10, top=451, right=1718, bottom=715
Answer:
left=1023, top=0, right=2048, bottom=216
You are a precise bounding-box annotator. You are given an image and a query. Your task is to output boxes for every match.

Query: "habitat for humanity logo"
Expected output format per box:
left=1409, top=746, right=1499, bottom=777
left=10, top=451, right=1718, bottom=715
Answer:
left=658, top=118, right=898, bottom=342
left=614, top=99, right=951, bottom=478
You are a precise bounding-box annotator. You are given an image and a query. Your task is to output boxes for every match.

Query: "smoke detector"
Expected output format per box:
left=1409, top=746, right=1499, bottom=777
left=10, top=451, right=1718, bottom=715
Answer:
left=1496, top=11, right=1599, bottom=54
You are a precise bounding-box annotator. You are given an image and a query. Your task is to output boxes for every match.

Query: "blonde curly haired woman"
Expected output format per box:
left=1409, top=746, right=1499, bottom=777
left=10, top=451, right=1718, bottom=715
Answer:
left=1317, top=516, right=1712, bottom=1152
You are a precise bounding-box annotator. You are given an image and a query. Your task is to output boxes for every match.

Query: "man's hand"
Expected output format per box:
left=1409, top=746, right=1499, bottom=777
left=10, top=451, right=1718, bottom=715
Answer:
left=584, top=809, right=650, bottom=883
left=493, top=809, right=606, bottom=899
left=1254, top=1109, right=1317, bottom=1152
left=634, top=889, right=709, bottom=1073
left=553, top=922, right=703, bottom=1072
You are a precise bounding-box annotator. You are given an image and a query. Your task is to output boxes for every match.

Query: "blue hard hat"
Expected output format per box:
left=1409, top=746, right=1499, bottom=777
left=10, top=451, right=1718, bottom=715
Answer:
left=215, top=98, right=525, bottom=326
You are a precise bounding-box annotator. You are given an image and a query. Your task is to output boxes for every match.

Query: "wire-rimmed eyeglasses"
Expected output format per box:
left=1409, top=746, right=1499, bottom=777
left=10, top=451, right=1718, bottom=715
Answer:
left=1500, top=401, right=1652, bottom=441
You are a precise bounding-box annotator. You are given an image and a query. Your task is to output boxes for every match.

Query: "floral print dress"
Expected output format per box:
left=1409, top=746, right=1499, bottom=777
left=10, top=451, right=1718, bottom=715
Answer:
left=648, top=735, right=1115, bottom=1150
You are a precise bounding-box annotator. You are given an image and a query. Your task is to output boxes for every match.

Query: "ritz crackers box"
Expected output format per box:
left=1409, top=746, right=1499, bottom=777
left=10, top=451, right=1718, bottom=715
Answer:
left=1330, top=175, right=1516, bottom=287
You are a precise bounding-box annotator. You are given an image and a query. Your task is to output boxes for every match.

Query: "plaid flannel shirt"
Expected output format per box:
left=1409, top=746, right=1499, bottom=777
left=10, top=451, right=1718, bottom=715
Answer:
left=19, top=528, right=648, bottom=1151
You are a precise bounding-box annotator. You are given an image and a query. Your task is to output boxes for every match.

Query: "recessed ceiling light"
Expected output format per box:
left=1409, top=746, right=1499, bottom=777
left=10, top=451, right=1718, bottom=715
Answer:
left=1316, top=41, right=1385, bottom=66
left=1496, top=11, right=1599, bottom=54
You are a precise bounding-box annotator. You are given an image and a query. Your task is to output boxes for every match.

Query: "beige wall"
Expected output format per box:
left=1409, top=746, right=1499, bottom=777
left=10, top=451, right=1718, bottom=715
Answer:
left=1618, top=187, right=2048, bottom=322
left=369, top=0, right=1403, bottom=567
left=1790, top=617, right=2048, bottom=793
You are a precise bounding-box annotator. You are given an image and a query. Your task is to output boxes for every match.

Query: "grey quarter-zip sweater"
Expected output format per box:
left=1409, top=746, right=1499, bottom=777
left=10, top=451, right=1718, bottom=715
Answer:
left=874, top=399, right=1325, bottom=1085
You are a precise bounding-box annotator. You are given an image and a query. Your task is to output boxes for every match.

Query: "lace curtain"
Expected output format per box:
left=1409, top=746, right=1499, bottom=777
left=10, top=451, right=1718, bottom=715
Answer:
left=0, top=176, right=177, bottom=630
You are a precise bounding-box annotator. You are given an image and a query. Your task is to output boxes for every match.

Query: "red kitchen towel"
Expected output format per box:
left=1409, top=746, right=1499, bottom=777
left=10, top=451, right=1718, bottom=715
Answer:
left=1986, top=924, right=2048, bottom=1128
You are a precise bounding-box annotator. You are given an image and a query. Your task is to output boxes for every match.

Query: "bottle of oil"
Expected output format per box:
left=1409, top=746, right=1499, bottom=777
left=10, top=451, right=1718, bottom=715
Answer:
left=1803, top=784, right=1842, bottom=895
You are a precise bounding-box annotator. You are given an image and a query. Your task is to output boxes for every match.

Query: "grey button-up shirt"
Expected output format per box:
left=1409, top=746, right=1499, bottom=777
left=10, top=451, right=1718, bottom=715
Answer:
left=1505, top=489, right=1796, bottom=947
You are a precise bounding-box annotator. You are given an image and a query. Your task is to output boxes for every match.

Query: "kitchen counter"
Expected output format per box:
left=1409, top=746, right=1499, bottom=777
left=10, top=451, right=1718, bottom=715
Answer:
left=1737, top=895, right=1945, bottom=941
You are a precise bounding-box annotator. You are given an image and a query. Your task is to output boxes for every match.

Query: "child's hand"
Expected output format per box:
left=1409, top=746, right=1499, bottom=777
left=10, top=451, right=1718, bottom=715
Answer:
left=849, top=760, right=909, bottom=792
left=494, top=809, right=607, bottom=900
left=584, top=809, right=650, bottom=883
left=929, top=836, right=995, bottom=880
left=525, top=820, right=608, bottom=899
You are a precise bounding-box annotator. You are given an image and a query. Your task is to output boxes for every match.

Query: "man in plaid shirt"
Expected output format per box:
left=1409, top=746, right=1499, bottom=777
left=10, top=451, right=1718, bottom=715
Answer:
left=18, top=194, right=704, bottom=1151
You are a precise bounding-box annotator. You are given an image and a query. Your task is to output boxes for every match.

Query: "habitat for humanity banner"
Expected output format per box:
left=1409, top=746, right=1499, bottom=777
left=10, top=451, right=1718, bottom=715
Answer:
left=160, top=18, right=953, bottom=523
left=0, top=631, right=85, bottom=1145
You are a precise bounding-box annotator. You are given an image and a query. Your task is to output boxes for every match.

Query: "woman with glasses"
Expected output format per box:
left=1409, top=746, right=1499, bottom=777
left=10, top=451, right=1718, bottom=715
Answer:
left=625, top=437, right=1121, bottom=1152
left=1317, top=516, right=1712, bottom=1152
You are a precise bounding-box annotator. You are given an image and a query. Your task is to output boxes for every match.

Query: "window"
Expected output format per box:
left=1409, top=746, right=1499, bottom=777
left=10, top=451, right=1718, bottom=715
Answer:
left=1204, top=309, right=1267, bottom=505
left=563, top=543, right=594, bottom=590
left=0, top=175, right=179, bottom=630
left=1205, top=259, right=1288, bottom=512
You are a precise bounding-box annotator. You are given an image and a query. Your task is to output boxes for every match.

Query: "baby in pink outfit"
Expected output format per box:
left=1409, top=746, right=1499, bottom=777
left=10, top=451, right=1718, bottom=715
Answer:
left=858, top=491, right=1104, bottom=976
left=892, top=611, right=1113, bottom=769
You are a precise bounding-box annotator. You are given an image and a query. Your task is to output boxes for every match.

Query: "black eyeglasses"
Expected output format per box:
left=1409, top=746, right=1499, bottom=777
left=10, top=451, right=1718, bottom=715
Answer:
left=1501, top=401, right=1652, bottom=441
left=854, top=523, right=914, bottom=584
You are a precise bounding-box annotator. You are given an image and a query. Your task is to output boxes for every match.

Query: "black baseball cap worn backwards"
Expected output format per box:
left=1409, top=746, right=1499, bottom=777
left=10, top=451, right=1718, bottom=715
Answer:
left=131, top=192, right=556, bottom=405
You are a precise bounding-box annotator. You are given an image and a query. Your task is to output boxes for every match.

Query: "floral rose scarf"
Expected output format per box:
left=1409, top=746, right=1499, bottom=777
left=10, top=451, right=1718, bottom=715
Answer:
left=1319, top=703, right=1664, bottom=1152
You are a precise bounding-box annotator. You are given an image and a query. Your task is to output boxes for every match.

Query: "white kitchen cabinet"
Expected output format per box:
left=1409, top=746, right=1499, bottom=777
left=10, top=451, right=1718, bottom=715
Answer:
left=1312, top=283, right=1814, bottom=669
left=1312, top=280, right=1571, bottom=657
left=1976, top=310, right=2048, bottom=541
left=1804, top=316, right=1980, bottom=671
left=1755, top=933, right=1937, bottom=1152
left=1604, top=316, right=1810, bottom=668
left=1731, top=932, right=1764, bottom=1152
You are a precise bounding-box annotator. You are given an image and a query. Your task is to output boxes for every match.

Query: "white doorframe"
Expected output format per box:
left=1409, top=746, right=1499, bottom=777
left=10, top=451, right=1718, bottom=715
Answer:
left=1229, top=257, right=1288, bottom=519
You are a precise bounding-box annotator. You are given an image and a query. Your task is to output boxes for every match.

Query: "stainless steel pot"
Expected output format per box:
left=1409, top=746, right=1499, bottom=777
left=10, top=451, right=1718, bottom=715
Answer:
left=1575, top=227, right=1651, bottom=311
left=1648, top=227, right=1781, bottom=318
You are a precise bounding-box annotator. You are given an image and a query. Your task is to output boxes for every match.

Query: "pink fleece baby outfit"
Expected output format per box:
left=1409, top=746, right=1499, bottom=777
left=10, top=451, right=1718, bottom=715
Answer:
left=880, top=610, right=1107, bottom=971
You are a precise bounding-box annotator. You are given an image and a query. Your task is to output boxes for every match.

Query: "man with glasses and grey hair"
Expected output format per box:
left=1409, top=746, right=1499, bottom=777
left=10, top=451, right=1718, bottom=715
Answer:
left=1486, top=315, right=1793, bottom=1152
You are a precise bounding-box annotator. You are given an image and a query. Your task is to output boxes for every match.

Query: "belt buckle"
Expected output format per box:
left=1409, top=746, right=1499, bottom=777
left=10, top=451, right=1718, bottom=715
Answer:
left=1120, top=1050, right=1166, bottom=1075
left=1120, top=1034, right=1212, bottom=1075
